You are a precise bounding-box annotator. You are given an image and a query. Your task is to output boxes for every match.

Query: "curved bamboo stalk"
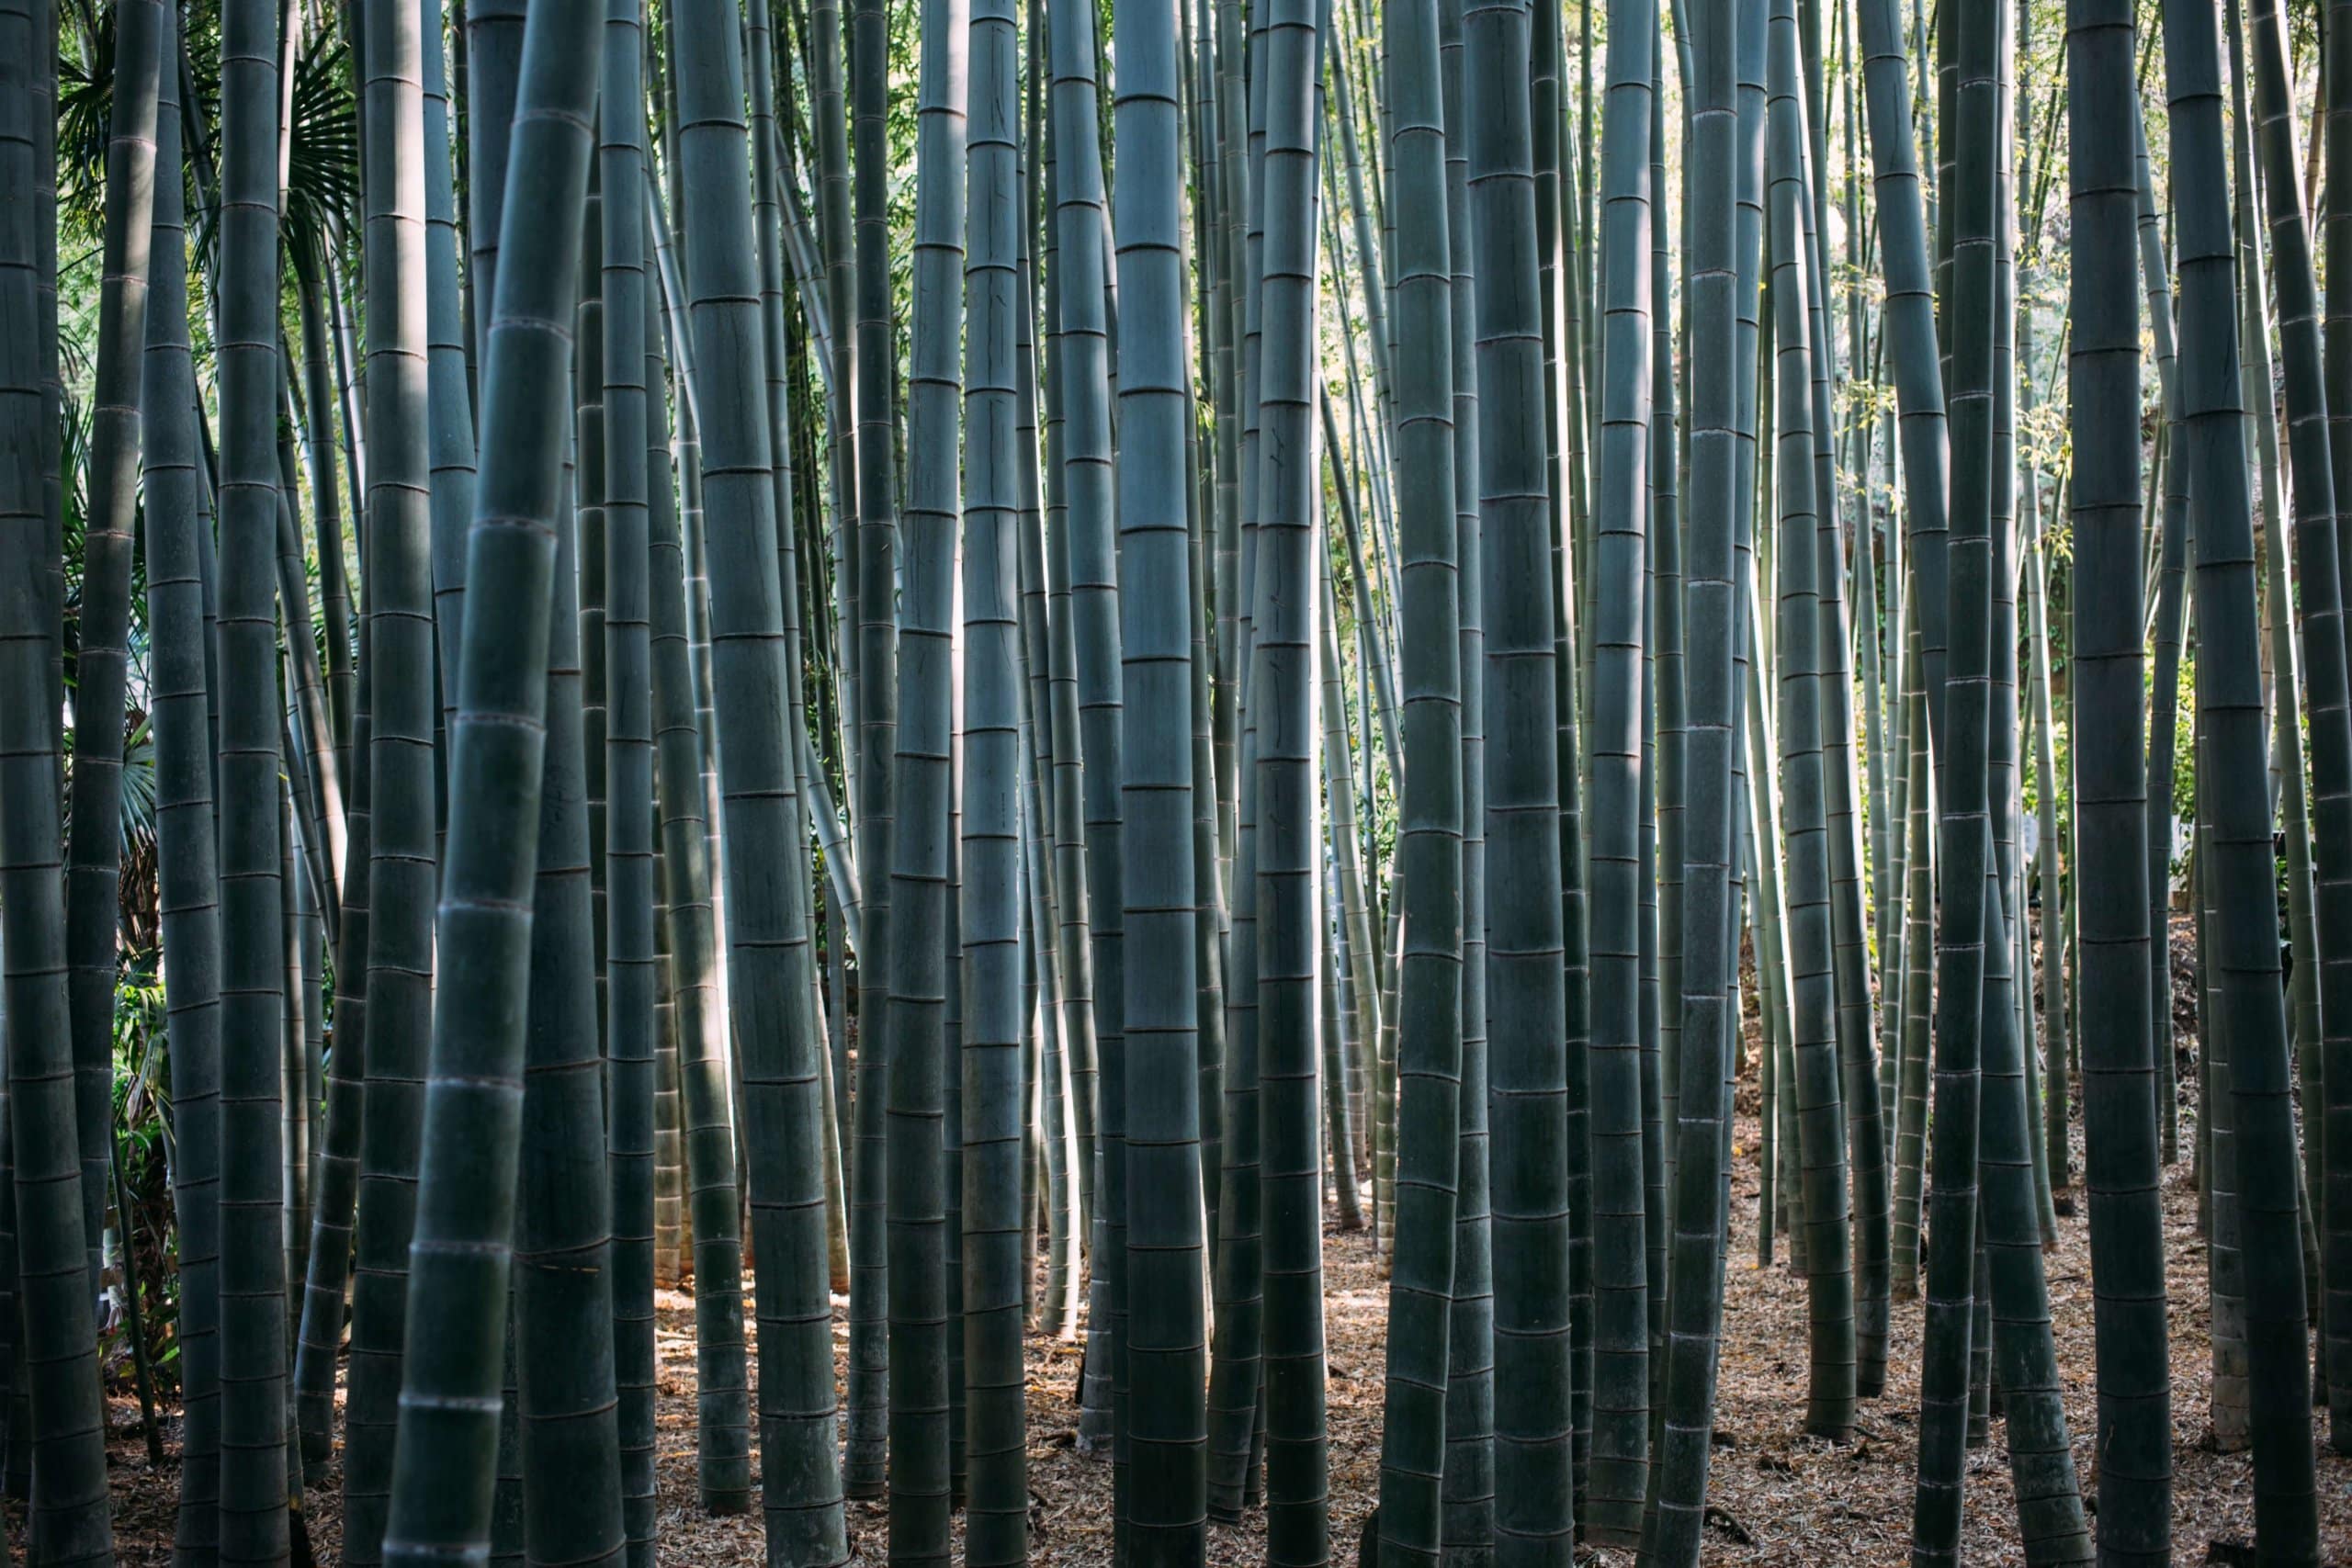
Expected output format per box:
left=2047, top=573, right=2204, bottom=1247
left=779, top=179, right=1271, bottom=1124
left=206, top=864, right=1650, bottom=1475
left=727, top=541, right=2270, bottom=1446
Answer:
left=298, top=274, right=356, bottom=778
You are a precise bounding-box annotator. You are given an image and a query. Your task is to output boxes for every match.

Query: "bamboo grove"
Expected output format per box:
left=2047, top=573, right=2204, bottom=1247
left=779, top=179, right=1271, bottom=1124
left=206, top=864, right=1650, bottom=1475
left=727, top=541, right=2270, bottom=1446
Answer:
left=4, top=0, right=2352, bottom=1562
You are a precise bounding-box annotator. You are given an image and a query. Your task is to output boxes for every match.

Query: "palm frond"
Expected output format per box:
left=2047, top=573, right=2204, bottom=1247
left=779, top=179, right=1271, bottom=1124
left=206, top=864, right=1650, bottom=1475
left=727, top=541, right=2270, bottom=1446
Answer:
left=183, top=28, right=358, bottom=286
left=54, top=5, right=116, bottom=213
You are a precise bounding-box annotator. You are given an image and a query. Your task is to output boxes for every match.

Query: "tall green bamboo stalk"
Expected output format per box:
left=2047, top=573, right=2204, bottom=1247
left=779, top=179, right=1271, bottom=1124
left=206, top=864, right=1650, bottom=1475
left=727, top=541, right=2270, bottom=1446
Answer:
left=1792, top=51, right=1890, bottom=1396
left=340, top=0, right=443, bottom=1551
left=673, top=0, right=853, bottom=1551
left=510, top=396, right=627, bottom=1568
left=1368, top=0, right=1464, bottom=1539
left=0, top=298, right=119, bottom=1562
left=2023, top=486, right=2069, bottom=1210
left=961, top=0, right=1033, bottom=1552
left=1768, top=0, right=1856, bottom=1446
left=1644, top=0, right=1741, bottom=1551
left=146, top=11, right=224, bottom=1555
left=1855, top=0, right=1951, bottom=748
left=1115, top=0, right=1212, bottom=1546
left=215, top=0, right=293, bottom=1557
left=2326, top=0, right=2352, bottom=1439
left=1251, top=0, right=1329, bottom=1558
left=813, top=0, right=858, bottom=825
left=1586, top=0, right=1660, bottom=1539
left=369, top=4, right=602, bottom=1562
left=1909, top=0, right=2002, bottom=1549
left=846, top=0, right=902, bottom=1485
left=2132, top=96, right=2188, bottom=1171
left=2159, top=0, right=2320, bottom=1555
left=601, top=5, right=658, bottom=1558
left=644, top=251, right=755, bottom=1515
left=62, top=0, right=162, bottom=1304
left=842, top=0, right=903, bottom=1495
left=1892, top=626, right=1931, bottom=1301
left=1436, top=0, right=1495, bottom=1540
left=1053, top=0, right=1133, bottom=1505
left=2069, top=0, right=2173, bottom=1541
left=883, top=0, right=968, bottom=1548
left=2247, top=0, right=2352, bottom=1455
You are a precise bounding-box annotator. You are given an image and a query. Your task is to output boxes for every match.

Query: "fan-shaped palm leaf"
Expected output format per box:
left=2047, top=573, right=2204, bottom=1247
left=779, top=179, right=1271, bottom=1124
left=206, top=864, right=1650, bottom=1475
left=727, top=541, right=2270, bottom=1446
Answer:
left=178, top=28, right=356, bottom=286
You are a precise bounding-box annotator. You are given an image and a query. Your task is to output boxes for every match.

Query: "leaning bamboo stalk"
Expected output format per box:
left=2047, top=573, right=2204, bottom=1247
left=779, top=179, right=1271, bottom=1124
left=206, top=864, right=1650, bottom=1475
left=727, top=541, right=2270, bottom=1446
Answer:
left=370, top=1, right=601, bottom=1561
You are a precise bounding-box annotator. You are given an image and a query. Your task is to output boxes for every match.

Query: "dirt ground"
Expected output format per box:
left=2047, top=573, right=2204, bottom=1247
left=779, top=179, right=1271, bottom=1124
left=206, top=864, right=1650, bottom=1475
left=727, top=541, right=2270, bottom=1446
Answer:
left=74, top=967, right=2352, bottom=1564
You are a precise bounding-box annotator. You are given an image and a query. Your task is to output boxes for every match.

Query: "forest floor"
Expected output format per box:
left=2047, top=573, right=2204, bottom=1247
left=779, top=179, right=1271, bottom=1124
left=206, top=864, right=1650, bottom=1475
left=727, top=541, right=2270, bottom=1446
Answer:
left=83, top=927, right=2352, bottom=1564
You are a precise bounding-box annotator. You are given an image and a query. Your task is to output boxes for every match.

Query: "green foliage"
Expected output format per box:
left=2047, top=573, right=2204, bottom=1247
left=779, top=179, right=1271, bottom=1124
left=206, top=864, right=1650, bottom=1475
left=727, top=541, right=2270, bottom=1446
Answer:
left=175, top=26, right=358, bottom=282
left=107, top=964, right=179, bottom=1394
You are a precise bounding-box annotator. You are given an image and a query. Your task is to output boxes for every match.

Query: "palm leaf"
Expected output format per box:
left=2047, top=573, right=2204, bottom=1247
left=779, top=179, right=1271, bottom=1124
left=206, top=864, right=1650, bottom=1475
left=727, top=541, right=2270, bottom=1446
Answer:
left=181, top=28, right=356, bottom=286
